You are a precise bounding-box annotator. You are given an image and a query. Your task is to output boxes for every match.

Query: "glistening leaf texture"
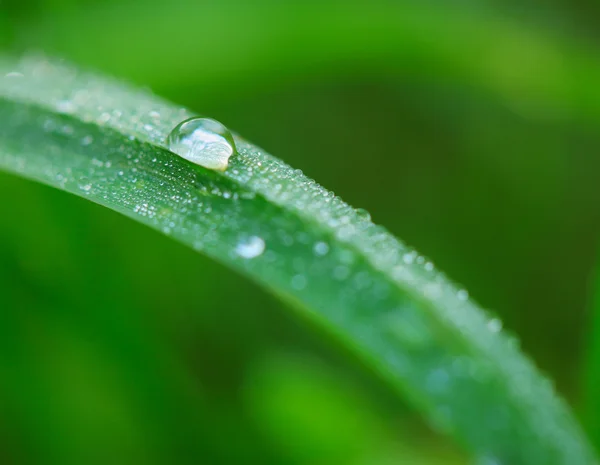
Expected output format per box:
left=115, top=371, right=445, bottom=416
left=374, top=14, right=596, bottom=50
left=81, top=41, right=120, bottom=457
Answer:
left=0, top=56, right=596, bottom=465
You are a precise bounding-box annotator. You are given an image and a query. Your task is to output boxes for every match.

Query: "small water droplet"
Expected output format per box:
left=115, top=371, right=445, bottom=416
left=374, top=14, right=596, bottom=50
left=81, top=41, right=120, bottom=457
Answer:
left=80, top=183, right=92, bottom=192
left=235, top=236, right=265, bottom=259
left=43, top=119, right=56, bottom=132
left=313, top=241, right=329, bottom=256
left=457, top=289, right=469, bottom=301
left=56, top=100, right=76, bottom=113
left=487, top=318, right=503, bottom=333
left=167, top=117, right=236, bottom=171
left=240, top=191, right=256, bottom=200
left=354, top=207, right=371, bottom=221
left=402, top=251, right=417, bottom=265
left=333, top=265, right=350, bottom=281
left=426, top=368, right=450, bottom=394
left=291, top=274, right=307, bottom=290
left=5, top=71, right=23, bottom=78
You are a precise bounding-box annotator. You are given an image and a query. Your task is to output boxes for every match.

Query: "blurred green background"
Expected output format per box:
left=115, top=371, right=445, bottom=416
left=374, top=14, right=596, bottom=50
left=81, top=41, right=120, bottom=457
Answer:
left=1, top=1, right=600, bottom=463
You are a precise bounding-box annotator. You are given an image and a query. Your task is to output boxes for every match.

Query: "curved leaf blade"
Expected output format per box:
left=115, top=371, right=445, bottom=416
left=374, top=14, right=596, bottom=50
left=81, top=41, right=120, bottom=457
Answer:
left=0, top=56, right=596, bottom=465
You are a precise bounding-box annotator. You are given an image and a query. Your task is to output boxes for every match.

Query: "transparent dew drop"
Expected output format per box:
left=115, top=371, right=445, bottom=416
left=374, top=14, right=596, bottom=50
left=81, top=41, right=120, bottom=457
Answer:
left=457, top=289, right=469, bottom=301
left=313, top=241, right=329, bottom=256
left=354, top=207, right=372, bottom=221
left=426, top=368, right=451, bottom=394
left=81, top=135, right=94, bottom=146
left=487, top=318, right=503, bottom=333
left=166, top=117, right=236, bottom=171
left=402, top=251, right=417, bottom=265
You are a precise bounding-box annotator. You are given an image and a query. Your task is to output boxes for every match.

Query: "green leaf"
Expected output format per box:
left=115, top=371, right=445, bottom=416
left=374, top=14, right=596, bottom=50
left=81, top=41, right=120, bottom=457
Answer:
left=0, top=55, right=596, bottom=464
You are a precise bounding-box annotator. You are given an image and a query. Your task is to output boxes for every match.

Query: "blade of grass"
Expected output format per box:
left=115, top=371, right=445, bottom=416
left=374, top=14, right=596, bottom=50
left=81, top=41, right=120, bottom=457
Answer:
left=0, top=55, right=596, bottom=464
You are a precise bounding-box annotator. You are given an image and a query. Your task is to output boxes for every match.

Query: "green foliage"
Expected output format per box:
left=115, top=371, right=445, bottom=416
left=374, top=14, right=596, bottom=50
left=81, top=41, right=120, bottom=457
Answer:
left=0, top=56, right=596, bottom=464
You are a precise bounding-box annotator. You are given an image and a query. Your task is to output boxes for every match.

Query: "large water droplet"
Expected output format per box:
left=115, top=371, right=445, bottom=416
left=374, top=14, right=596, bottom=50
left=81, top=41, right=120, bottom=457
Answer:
left=166, top=117, right=236, bottom=171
